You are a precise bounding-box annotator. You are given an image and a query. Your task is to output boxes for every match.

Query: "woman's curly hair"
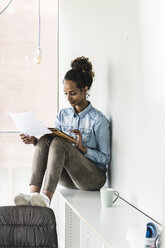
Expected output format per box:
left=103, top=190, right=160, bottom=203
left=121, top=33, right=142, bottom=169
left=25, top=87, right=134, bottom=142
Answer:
left=64, top=56, right=95, bottom=90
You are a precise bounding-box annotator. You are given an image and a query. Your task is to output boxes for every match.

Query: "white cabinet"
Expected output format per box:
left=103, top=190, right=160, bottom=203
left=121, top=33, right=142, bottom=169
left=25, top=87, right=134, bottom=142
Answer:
left=51, top=186, right=162, bottom=248
left=80, top=222, right=105, bottom=248
left=53, top=192, right=66, bottom=248
left=52, top=189, right=107, bottom=248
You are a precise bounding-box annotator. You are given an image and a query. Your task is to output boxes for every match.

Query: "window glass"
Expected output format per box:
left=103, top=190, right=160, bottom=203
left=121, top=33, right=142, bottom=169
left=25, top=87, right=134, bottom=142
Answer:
left=0, top=0, right=58, bottom=204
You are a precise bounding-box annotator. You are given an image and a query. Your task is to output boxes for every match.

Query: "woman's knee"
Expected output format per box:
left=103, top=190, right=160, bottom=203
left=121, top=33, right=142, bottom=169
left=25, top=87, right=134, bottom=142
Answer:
left=50, top=136, right=66, bottom=148
left=37, top=134, right=54, bottom=148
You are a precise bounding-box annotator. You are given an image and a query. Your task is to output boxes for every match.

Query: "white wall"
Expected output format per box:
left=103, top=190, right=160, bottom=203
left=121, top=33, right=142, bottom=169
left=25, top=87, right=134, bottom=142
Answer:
left=59, top=0, right=165, bottom=225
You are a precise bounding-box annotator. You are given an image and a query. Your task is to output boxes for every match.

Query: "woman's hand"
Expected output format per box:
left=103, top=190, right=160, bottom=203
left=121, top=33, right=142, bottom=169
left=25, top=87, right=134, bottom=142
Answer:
left=20, top=133, right=38, bottom=146
left=70, top=129, right=87, bottom=154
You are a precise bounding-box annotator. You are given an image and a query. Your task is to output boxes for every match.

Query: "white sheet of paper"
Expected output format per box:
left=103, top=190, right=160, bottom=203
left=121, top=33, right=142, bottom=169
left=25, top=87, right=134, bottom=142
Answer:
left=8, top=111, right=52, bottom=136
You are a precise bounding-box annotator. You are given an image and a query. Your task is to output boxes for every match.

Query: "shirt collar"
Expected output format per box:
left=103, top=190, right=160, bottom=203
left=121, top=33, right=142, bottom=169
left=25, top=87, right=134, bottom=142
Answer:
left=72, top=101, right=93, bottom=118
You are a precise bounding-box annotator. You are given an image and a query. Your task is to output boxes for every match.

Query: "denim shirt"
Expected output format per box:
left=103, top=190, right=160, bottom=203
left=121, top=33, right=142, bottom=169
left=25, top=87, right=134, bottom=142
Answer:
left=55, top=102, right=110, bottom=171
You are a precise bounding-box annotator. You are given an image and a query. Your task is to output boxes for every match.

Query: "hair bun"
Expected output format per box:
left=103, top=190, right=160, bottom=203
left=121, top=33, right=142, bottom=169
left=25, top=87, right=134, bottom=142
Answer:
left=71, top=56, right=95, bottom=78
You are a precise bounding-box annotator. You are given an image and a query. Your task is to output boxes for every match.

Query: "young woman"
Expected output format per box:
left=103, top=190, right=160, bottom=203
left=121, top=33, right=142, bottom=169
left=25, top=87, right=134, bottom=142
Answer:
left=14, top=56, right=110, bottom=207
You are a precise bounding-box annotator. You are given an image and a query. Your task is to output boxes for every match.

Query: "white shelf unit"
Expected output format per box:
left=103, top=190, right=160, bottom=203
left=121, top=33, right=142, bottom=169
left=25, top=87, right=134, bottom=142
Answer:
left=51, top=186, right=162, bottom=248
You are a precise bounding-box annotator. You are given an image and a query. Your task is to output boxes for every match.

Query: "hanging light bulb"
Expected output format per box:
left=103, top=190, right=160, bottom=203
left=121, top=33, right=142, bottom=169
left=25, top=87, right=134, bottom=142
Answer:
left=35, top=47, right=42, bottom=65
left=35, top=0, right=42, bottom=65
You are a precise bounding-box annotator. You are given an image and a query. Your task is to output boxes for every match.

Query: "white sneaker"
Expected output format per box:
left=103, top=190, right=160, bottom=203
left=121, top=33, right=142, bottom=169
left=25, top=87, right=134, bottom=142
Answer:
left=14, top=193, right=30, bottom=206
left=30, top=192, right=50, bottom=207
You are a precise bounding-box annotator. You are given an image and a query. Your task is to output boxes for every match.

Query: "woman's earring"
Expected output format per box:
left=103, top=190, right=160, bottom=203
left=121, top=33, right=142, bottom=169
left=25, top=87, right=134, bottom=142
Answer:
left=86, top=92, right=90, bottom=98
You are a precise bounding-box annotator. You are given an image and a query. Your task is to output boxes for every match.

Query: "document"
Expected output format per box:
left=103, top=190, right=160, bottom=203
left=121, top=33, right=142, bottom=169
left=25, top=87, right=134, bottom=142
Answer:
left=8, top=111, right=52, bottom=136
left=8, top=111, right=77, bottom=144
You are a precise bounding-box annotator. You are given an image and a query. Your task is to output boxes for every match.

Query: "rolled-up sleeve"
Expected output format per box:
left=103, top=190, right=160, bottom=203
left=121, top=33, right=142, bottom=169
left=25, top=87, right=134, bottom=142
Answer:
left=85, top=117, right=111, bottom=170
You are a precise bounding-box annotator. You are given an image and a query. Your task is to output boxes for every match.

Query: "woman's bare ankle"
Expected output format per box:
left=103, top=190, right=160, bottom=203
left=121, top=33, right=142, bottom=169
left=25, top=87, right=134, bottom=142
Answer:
left=30, top=185, right=41, bottom=193
left=43, top=189, right=53, bottom=201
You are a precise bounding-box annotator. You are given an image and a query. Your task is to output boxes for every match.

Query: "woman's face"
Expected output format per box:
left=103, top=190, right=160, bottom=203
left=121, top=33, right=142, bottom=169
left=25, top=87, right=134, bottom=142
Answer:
left=64, top=80, right=87, bottom=108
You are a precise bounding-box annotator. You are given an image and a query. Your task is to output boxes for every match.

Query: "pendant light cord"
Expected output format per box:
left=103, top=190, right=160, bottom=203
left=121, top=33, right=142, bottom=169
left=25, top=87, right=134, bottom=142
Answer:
left=38, top=0, right=41, bottom=48
left=0, top=0, right=13, bottom=14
